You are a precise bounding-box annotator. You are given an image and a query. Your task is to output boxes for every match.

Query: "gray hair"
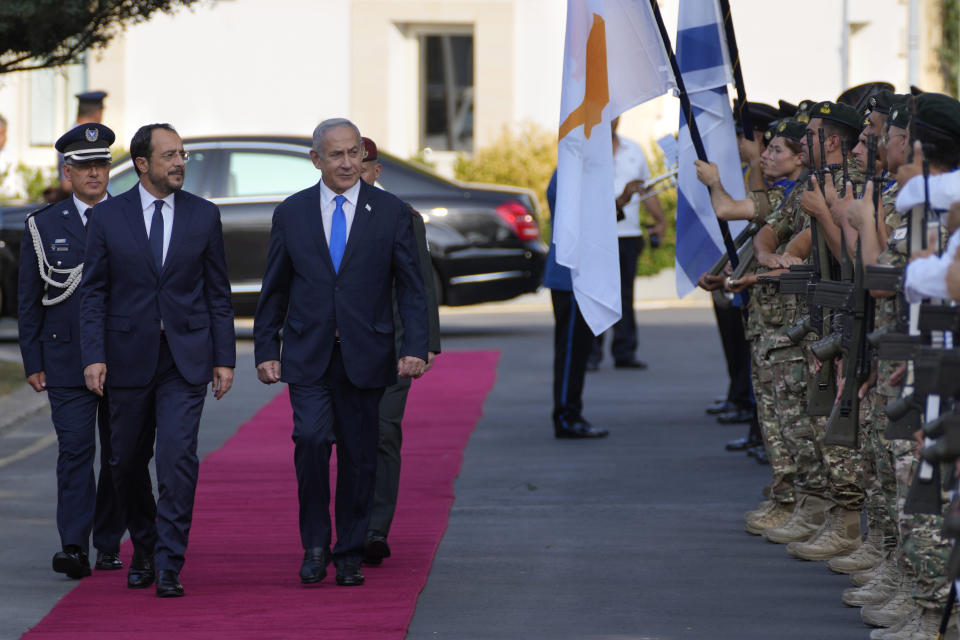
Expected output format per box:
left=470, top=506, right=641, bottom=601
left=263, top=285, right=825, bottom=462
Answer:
left=312, top=118, right=361, bottom=154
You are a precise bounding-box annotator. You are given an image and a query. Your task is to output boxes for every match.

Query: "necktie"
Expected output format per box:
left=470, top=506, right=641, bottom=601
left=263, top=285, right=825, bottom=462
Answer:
left=84, top=208, right=92, bottom=226
left=149, top=200, right=165, bottom=271
left=329, top=195, right=346, bottom=272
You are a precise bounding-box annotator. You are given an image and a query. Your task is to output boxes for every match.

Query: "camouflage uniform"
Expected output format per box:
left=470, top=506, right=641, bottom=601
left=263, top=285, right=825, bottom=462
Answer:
left=745, top=183, right=795, bottom=506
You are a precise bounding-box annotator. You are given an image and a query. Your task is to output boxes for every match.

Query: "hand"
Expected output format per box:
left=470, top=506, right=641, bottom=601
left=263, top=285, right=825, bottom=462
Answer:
left=775, top=254, right=803, bottom=268
left=424, top=352, right=437, bottom=373
left=888, top=363, right=907, bottom=387
left=697, top=272, right=726, bottom=291
left=84, top=363, right=106, bottom=397
left=799, top=177, right=830, bottom=220
left=26, top=371, right=46, bottom=393
left=648, top=222, right=666, bottom=239
left=694, top=160, right=720, bottom=188
left=738, top=138, right=761, bottom=163
left=257, top=360, right=281, bottom=384
left=398, top=356, right=427, bottom=379
left=212, top=366, right=234, bottom=400
left=845, top=181, right=876, bottom=231
left=726, top=273, right=756, bottom=293
left=858, top=361, right=878, bottom=400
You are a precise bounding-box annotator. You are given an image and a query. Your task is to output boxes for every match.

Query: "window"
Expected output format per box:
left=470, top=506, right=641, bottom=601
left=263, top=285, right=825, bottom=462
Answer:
left=108, top=151, right=211, bottom=197
left=226, top=151, right=317, bottom=197
left=29, top=69, right=56, bottom=147
left=421, top=33, right=474, bottom=152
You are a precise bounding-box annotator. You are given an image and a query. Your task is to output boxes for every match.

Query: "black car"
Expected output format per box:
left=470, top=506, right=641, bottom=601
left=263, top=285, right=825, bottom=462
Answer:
left=0, top=136, right=546, bottom=317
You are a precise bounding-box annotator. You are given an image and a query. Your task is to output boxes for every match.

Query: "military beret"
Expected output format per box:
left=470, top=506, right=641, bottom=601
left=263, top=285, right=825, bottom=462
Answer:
left=744, top=102, right=780, bottom=132
left=54, top=123, right=115, bottom=163
left=771, top=118, right=808, bottom=142
left=887, top=101, right=910, bottom=129
left=778, top=100, right=798, bottom=118
left=809, top=101, right=862, bottom=133
left=361, top=136, right=378, bottom=162
left=837, top=81, right=895, bottom=112
left=913, top=92, right=960, bottom=143
left=867, top=90, right=908, bottom=115
left=75, top=90, right=107, bottom=104
left=794, top=99, right=816, bottom=123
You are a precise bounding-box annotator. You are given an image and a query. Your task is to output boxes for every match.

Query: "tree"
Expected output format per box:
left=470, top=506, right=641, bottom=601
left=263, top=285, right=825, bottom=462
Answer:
left=0, top=0, right=199, bottom=74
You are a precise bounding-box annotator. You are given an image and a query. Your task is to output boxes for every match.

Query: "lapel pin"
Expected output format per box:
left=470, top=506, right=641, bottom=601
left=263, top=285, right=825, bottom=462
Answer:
left=62, top=210, right=69, bottom=216
left=365, top=204, right=372, bottom=212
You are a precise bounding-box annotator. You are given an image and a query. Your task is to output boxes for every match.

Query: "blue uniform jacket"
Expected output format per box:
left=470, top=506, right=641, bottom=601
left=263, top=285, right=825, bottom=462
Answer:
left=78, top=185, right=236, bottom=387
left=253, top=178, right=429, bottom=389
left=18, top=198, right=91, bottom=386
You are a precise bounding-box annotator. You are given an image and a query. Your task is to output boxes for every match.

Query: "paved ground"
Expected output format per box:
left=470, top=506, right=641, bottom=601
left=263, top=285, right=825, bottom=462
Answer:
left=0, top=297, right=872, bottom=639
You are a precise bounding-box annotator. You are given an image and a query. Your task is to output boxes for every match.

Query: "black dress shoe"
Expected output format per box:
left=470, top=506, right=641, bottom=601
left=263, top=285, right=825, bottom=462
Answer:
left=554, top=417, right=609, bottom=439
left=716, top=407, right=754, bottom=424
left=52, top=546, right=91, bottom=579
left=706, top=400, right=736, bottom=415
left=156, top=570, right=184, bottom=598
left=95, top=550, right=123, bottom=571
left=363, top=536, right=392, bottom=566
left=614, top=359, right=648, bottom=370
left=299, top=547, right=330, bottom=584
left=725, top=436, right=762, bottom=452
left=127, top=551, right=155, bottom=589
left=335, top=560, right=364, bottom=586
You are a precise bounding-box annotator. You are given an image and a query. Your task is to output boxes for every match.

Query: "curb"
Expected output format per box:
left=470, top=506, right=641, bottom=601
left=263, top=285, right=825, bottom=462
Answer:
left=0, top=383, right=50, bottom=435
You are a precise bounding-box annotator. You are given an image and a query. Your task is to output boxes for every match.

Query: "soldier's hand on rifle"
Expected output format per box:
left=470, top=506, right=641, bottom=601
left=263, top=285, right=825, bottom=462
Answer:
left=697, top=272, right=726, bottom=291
left=845, top=181, right=876, bottom=231
left=888, top=363, right=907, bottom=387
left=895, top=141, right=924, bottom=186
left=738, top=138, right=761, bottom=163
left=858, top=360, right=878, bottom=400
left=774, top=253, right=802, bottom=269
left=727, top=273, right=757, bottom=293
left=800, top=176, right=830, bottom=220
left=694, top=160, right=720, bottom=188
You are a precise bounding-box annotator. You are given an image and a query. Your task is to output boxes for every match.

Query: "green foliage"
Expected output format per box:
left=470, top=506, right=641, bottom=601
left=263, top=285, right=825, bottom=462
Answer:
left=0, top=0, right=198, bottom=74
left=0, top=163, right=57, bottom=204
left=453, top=123, right=557, bottom=239
left=636, top=144, right=677, bottom=277
left=941, top=0, right=960, bottom=97
left=407, top=149, right=437, bottom=171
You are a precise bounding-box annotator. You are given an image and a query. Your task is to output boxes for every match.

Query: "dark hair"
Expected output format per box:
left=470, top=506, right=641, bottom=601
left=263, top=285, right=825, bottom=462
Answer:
left=77, top=101, right=101, bottom=119
left=821, top=121, right=858, bottom=153
left=914, top=123, right=960, bottom=170
left=130, top=123, right=177, bottom=176
left=779, top=137, right=803, bottom=156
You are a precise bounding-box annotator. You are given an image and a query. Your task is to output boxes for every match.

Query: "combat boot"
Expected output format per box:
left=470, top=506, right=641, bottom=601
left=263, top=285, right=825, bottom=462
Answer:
left=745, top=501, right=792, bottom=535
left=842, top=556, right=898, bottom=607
left=762, top=494, right=830, bottom=544
left=852, top=558, right=885, bottom=587
left=828, top=523, right=882, bottom=574
left=880, top=607, right=958, bottom=640
left=744, top=500, right=773, bottom=524
left=870, top=612, right=914, bottom=640
left=786, top=506, right=860, bottom=561
left=860, top=576, right=920, bottom=628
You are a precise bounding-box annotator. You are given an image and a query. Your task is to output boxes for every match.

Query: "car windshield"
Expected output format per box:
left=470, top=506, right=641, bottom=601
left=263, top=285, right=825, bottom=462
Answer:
left=108, top=150, right=211, bottom=197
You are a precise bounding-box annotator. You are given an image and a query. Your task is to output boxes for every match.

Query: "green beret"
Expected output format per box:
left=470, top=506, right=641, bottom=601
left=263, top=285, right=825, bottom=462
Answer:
left=887, top=99, right=911, bottom=129
left=771, top=118, right=807, bottom=142
left=794, top=99, right=816, bottom=123
left=914, top=92, right=960, bottom=143
left=778, top=100, right=797, bottom=118
left=809, top=101, right=862, bottom=133
left=867, top=90, right=909, bottom=115
left=746, top=102, right=780, bottom=132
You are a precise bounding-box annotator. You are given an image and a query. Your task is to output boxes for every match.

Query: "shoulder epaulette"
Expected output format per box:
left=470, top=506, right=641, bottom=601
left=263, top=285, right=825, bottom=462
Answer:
left=24, top=201, right=58, bottom=220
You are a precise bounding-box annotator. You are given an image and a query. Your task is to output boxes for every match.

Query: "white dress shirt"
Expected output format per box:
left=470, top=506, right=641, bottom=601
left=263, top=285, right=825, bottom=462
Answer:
left=319, top=179, right=360, bottom=246
left=613, top=136, right=652, bottom=238
left=138, top=183, right=175, bottom=265
left=904, top=228, right=960, bottom=303
left=73, top=193, right=108, bottom=226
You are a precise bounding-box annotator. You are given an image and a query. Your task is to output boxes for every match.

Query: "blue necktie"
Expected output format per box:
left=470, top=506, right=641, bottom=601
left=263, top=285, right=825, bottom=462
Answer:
left=329, top=195, right=346, bottom=272
left=150, top=200, right=164, bottom=271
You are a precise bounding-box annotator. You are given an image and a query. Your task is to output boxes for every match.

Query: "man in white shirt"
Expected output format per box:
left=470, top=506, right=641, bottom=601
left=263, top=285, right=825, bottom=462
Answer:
left=588, top=117, right=666, bottom=371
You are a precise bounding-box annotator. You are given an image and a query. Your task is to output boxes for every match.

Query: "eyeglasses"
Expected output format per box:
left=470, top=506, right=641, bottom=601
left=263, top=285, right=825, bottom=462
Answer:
left=881, top=133, right=906, bottom=147
left=156, top=150, right=190, bottom=161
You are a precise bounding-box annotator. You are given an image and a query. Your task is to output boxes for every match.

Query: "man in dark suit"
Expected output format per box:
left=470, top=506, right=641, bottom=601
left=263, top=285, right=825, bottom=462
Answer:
left=18, top=123, right=125, bottom=579
left=356, top=137, right=441, bottom=566
left=253, top=118, right=428, bottom=587
left=79, top=123, right=236, bottom=598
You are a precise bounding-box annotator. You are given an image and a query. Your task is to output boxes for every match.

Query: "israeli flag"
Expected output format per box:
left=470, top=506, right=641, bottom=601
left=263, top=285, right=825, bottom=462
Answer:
left=674, top=0, right=747, bottom=297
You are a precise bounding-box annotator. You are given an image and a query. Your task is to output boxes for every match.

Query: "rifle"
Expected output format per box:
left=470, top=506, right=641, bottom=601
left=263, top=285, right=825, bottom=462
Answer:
left=706, top=221, right=762, bottom=277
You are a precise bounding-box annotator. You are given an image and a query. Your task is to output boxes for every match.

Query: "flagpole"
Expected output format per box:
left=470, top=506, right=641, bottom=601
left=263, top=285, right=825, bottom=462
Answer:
left=717, top=0, right=753, bottom=141
left=647, top=0, right=739, bottom=267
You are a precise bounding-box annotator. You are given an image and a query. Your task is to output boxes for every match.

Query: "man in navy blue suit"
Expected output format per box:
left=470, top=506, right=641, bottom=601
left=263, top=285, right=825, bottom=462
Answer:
left=253, top=118, right=428, bottom=587
left=18, top=123, right=126, bottom=579
left=79, top=123, right=236, bottom=597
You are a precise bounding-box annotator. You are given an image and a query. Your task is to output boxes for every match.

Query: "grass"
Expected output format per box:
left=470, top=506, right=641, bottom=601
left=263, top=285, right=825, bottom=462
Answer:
left=0, top=360, right=25, bottom=397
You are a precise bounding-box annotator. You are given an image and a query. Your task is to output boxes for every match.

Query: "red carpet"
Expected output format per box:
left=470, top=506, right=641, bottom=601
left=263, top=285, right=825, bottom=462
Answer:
left=23, top=350, right=500, bottom=640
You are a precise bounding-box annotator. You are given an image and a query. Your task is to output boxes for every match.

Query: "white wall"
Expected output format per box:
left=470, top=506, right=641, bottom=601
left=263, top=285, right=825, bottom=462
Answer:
left=512, top=0, right=564, bottom=130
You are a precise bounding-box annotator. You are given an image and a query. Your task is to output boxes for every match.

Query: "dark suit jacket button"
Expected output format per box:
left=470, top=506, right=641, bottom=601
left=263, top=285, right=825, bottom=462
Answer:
left=52, top=334, right=57, bottom=340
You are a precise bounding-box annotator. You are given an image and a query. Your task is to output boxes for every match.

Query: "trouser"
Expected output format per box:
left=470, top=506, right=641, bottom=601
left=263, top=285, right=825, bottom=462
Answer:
left=713, top=294, right=753, bottom=409
left=289, top=344, right=384, bottom=565
left=108, top=336, right=206, bottom=573
left=551, top=289, right=594, bottom=423
left=47, top=386, right=124, bottom=555
left=589, top=236, right=642, bottom=365
left=367, top=376, right=412, bottom=539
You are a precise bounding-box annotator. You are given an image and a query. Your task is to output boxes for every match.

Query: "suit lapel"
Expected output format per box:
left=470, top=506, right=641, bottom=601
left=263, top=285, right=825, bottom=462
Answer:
left=121, top=185, right=158, bottom=276
left=309, top=181, right=337, bottom=275
left=337, top=181, right=374, bottom=274
left=161, top=191, right=194, bottom=281
left=60, top=199, right=87, bottom=246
